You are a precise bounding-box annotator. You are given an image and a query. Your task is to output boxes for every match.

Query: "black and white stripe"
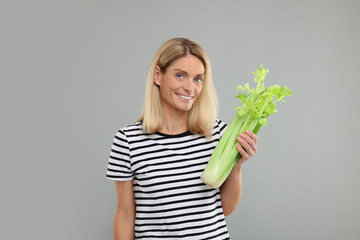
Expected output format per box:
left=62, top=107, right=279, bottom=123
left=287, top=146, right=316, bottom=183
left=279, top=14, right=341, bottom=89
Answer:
left=106, top=120, right=230, bottom=240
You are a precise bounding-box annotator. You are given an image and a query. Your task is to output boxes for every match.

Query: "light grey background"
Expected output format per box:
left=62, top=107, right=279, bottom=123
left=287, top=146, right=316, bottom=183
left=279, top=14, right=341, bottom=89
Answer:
left=1, top=0, right=359, bottom=239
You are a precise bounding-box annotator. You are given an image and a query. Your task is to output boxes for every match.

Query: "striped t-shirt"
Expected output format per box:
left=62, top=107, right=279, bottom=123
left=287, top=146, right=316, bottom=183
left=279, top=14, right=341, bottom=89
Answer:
left=105, top=119, right=231, bottom=240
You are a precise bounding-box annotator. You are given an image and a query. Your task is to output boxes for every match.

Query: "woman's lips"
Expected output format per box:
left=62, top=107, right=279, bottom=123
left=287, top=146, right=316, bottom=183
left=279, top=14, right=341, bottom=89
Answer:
left=176, top=93, right=193, bottom=101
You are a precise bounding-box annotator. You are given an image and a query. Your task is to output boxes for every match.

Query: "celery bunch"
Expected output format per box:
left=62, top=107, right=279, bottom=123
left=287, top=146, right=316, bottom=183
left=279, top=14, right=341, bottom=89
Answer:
left=201, top=65, right=292, bottom=188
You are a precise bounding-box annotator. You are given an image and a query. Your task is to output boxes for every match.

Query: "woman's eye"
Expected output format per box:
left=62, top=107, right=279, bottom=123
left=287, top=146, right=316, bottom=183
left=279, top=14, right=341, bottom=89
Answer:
left=194, top=78, right=203, bottom=83
left=176, top=74, right=184, bottom=79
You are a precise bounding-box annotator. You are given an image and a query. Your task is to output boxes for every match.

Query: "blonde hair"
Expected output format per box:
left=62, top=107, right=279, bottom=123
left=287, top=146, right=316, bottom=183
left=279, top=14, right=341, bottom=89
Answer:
left=136, top=38, right=218, bottom=138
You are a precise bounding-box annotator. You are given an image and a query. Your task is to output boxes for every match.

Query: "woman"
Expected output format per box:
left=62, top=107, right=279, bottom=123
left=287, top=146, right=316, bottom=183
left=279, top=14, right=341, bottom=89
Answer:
left=105, top=38, right=258, bottom=239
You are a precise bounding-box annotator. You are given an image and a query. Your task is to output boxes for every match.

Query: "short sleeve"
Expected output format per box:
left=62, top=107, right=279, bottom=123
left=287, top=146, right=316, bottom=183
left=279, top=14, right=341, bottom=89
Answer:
left=105, top=129, right=134, bottom=181
left=216, top=119, right=228, bottom=138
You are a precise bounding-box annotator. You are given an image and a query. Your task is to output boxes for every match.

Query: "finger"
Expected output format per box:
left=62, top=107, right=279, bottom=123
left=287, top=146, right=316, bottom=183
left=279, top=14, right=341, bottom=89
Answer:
left=236, top=143, right=249, bottom=160
left=238, top=133, right=257, bottom=154
left=245, top=130, right=258, bottom=146
left=237, top=135, right=255, bottom=157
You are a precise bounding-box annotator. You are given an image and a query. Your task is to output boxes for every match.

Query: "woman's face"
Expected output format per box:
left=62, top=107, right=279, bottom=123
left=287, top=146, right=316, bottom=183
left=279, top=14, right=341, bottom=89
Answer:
left=154, top=55, right=204, bottom=115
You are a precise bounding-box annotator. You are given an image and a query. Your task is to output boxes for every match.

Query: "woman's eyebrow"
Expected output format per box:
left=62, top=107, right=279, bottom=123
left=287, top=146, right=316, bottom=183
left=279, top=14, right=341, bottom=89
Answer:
left=174, top=69, right=204, bottom=76
left=174, top=69, right=188, bottom=74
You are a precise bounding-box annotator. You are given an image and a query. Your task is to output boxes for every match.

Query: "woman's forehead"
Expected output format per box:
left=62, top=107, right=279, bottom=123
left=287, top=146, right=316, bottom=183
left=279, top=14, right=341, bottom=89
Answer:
left=168, top=55, right=205, bottom=74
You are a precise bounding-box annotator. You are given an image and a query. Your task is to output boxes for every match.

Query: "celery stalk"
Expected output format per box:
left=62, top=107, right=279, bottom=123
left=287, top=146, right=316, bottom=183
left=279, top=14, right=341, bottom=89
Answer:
left=201, top=65, right=292, bottom=188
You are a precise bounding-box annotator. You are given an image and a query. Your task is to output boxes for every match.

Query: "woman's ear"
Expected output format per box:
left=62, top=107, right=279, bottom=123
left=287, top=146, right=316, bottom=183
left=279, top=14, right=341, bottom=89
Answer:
left=154, top=65, right=161, bottom=86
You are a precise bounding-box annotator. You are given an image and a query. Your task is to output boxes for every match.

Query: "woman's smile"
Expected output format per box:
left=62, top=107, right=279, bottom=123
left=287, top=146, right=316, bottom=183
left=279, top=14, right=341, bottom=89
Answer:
left=175, top=93, right=193, bottom=101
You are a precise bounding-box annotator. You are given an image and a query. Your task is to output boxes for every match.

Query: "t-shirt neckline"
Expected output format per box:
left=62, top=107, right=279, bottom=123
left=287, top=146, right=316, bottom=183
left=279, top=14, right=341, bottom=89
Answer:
left=155, top=131, right=192, bottom=138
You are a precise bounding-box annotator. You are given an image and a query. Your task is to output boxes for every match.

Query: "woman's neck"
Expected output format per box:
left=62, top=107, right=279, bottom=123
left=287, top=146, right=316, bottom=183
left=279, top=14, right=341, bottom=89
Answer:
left=160, top=108, right=189, bottom=135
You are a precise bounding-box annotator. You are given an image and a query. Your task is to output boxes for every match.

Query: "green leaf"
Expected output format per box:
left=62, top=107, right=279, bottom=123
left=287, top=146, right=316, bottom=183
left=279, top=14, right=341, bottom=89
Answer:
left=236, top=93, right=247, bottom=101
left=244, top=83, right=250, bottom=92
left=259, top=118, right=268, bottom=126
left=236, top=85, right=245, bottom=92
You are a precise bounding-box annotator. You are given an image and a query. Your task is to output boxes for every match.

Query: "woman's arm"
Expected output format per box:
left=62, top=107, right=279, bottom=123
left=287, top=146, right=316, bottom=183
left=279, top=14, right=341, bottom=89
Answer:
left=220, top=130, right=258, bottom=216
left=114, top=180, right=135, bottom=240
left=220, top=162, right=243, bottom=216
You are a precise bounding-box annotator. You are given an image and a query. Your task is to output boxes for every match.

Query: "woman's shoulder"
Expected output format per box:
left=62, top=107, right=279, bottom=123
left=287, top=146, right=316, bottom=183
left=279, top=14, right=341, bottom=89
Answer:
left=213, top=119, right=228, bottom=136
left=114, top=121, right=144, bottom=137
left=122, top=121, right=143, bottom=131
left=214, top=118, right=227, bottom=129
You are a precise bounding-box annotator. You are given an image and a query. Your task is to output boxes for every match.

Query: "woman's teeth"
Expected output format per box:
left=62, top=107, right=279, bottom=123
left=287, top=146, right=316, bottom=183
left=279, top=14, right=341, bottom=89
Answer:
left=176, top=94, right=192, bottom=100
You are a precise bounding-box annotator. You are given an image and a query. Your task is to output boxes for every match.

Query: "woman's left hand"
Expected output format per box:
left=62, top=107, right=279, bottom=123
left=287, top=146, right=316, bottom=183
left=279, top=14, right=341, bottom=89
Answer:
left=236, top=130, right=258, bottom=165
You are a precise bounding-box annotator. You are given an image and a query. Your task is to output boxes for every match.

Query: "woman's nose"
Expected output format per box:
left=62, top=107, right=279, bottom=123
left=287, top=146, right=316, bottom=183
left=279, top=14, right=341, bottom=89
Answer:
left=183, top=79, right=195, bottom=94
